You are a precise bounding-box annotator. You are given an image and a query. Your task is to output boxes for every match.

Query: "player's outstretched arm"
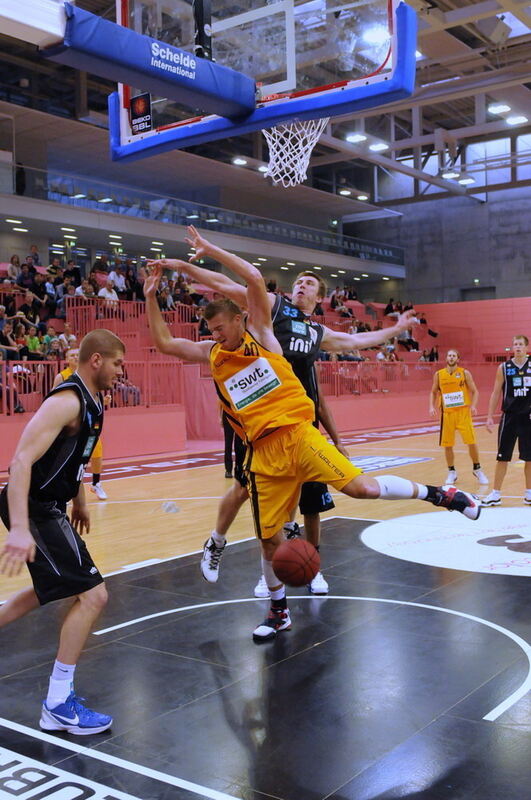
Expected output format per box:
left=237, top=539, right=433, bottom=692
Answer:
left=186, top=226, right=275, bottom=340
left=144, top=265, right=212, bottom=363
left=147, top=256, right=248, bottom=308
left=321, top=310, right=418, bottom=353
left=1, top=391, right=81, bottom=576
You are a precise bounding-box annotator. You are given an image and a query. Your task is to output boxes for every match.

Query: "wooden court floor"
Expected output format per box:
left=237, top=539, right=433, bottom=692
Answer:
left=0, top=422, right=529, bottom=601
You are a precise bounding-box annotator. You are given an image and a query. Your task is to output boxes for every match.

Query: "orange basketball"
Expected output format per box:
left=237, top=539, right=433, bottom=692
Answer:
left=272, top=539, right=320, bottom=587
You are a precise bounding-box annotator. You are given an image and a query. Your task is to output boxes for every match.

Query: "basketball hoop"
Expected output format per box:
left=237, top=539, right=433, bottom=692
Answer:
left=262, top=117, right=330, bottom=188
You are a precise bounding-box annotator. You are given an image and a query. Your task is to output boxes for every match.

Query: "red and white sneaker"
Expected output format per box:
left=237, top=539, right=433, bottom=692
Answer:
left=434, top=485, right=481, bottom=520
left=252, top=607, right=291, bottom=642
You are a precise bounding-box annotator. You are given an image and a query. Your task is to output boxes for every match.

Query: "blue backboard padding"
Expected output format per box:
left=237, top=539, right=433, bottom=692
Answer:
left=42, top=3, right=256, bottom=119
left=109, top=1, right=416, bottom=163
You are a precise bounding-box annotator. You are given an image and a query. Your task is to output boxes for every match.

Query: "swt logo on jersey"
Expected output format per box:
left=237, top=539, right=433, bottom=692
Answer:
left=225, top=357, right=281, bottom=410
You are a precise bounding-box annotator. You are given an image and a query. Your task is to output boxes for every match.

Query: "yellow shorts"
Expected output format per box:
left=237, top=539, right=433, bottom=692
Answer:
left=247, top=422, right=362, bottom=540
left=439, top=407, right=476, bottom=447
left=91, top=437, right=103, bottom=460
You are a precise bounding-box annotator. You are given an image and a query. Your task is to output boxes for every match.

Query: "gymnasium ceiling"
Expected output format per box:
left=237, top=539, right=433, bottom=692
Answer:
left=0, top=0, right=530, bottom=216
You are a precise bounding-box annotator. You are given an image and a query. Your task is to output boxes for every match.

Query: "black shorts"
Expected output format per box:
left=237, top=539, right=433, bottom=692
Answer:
left=0, top=488, right=104, bottom=605
left=497, top=412, right=531, bottom=462
left=299, top=481, right=335, bottom=515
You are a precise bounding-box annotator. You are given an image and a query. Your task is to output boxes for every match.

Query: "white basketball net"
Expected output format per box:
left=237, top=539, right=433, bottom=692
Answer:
left=262, top=117, right=330, bottom=188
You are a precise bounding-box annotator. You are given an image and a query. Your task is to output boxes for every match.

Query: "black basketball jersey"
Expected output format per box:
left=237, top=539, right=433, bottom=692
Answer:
left=271, top=295, right=324, bottom=407
left=502, top=358, right=531, bottom=414
left=29, top=373, right=104, bottom=503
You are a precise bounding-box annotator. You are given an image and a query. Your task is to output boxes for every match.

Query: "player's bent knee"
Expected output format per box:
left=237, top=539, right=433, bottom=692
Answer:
left=342, top=475, right=379, bottom=499
left=78, top=582, right=108, bottom=614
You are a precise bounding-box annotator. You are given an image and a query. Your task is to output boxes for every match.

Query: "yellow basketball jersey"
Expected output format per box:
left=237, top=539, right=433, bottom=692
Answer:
left=437, top=368, right=470, bottom=409
left=210, top=330, right=314, bottom=442
left=60, top=366, right=74, bottom=381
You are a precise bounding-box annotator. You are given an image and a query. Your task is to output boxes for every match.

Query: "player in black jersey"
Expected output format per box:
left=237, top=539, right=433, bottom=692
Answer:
left=149, top=227, right=418, bottom=594
left=0, top=329, right=125, bottom=734
left=483, top=334, right=531, bottom=506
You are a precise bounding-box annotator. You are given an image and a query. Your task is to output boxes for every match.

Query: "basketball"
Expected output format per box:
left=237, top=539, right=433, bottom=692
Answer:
left=272, top=539, right=321, bottom=587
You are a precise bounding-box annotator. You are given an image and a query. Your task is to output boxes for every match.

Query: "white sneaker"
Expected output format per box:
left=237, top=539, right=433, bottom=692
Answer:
left=445, top=469, right=457, bottom=484
left=482, top=491, right=501, bottom=506
left=473, top=469, right=489, bottom=485
left=200, top=537, right=226, bottom=583
left=309, top=571, right=329, bottom=595
left=524, top=494, right=531, bottom=506
left=253, top=575, right=270, bottom=598
left=89, top=483, right=107, bottom=500
left=252, top=607, right=291, bottom=642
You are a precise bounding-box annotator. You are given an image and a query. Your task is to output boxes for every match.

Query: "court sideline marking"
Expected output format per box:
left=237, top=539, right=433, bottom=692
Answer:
left=93, top=596, right=531, bottom=723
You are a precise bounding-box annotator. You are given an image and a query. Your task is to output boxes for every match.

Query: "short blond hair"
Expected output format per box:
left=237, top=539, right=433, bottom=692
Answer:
left=79, top=329, right=125, bottom=363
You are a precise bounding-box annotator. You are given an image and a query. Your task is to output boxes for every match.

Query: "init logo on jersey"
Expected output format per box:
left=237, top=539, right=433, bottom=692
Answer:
left=225, top=357, right=281, bottom=410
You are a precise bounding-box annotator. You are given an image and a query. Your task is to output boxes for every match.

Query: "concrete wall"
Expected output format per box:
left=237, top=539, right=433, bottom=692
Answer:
left=345, top=187, right=531, bottom=304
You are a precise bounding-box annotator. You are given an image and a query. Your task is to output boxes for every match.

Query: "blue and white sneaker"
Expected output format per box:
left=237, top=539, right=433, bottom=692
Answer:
left=40, top=692, right=112, bottom=735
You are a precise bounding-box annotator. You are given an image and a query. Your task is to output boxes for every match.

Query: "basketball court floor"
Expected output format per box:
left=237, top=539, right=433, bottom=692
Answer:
left=1, top=423, right=530, bottom=799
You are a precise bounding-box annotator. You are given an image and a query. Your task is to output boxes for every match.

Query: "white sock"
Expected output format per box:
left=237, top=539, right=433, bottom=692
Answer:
left=270, top=586, right=286, bottom=601
left=47, top=661, right=75, bottom=708
left=375, top=475, right=427, bottom=500
left=262, top=556, right=282, bottom=590
left=211, top=530, right=226, bottom=547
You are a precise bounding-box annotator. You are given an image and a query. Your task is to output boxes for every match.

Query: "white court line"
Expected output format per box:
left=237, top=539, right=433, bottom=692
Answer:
left=94, top=596, right=531, bottom=722
left=0, top=717, right=240, bottom=800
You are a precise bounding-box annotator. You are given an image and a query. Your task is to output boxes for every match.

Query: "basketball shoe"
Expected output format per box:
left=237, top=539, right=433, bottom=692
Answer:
left=252, top=607, right=291, bottom=642
left=40, top=692, right=112, bottom=735
left=445, top=469, right=457, bottom=484
left=89, top=483, right=107, bottom=500
left=309, top=571, right=329, bottom=595
left=482, top=490, right=501, bottom=506
left=433, top=486, right=481, bottom=520
left=253, top=575, right=270, bottom=597
left=201, top=537, right=226, bottom=582
left=473, top=468, right=489, bottom=485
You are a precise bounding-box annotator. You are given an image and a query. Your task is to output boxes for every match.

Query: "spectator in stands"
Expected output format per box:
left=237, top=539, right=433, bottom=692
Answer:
left=44, top=274, right=57, bottom=306
left=63, top=259, right=81, bottom=287
left=0, top=321, right=24, bottom=360
left=13, top=321, right=26, bottom=346
left=98, top=279, right=119, bottom=306
left=55, top=284, right=76, bottom=319
left=419, top=349, right=430, bottom=362
left=0, top=352, right=25, bottom=414
left=157, top=286, right=175, bottom=311
left=25, top=325, right=45, bottom=360
left=330, top=286, right=343, bottom=310
left=16, top=263, right=34, bottom=291
left=266, top=279, right=277, bottom=293
left=114, top=371, right=141, bottom=407
left=30, top=273, right=51, bottom=318
left=197, top=307, right=210, bottom=337
left=394, top=301, right=403, bottom=314
left=384, top=298, right=395, bottom=316
left=42, top=325, right=59, bottom=356
left=28, top=244, right=42, bottom=266
left=429, top=346, right=439, bottom=362
left=419, top=312, right=427, bottom=325
left=8, top=255, right=20, bottom=281
left=46, top=256, right=62, bottom=278
left=48, top=338, right=65, bottom=362
left=376, top=346, right=386, bottom=361
left=87, top=269, right=100, bottom=293
left=93, top=253, right=110, bottom=273
left=125, top=267, right=142, bottom=300
left=346, top=287, right=358, bottom=301
left=0, top=306, right=6, bottom=333
left=75, top=278, right=94, bottom=298
left=108, top=264, right=127, bottom=298
left=336, top=302, right=353, bottom=318
left=58, top=323, right=77, bottom=352
left=18, top=292, right=40, bottom=330
left=314, top=301, right=324, bottom=316
left=55, top=275, right=73, bottom=302
left=1, top=281, right=16, bottom=317
left=51, top=267, right=64, bottom=287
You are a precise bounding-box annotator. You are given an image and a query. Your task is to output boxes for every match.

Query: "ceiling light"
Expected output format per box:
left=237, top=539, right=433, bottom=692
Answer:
left=187, top=252, right=195, bottom=257
left=458, top=176, right=475, bottom=185
left=361, top=273, right=369, bottom=277
left=252, top=262, right=261, bottom=266
left=280, top=266, right=289, bottom=270
left=357, top=194, right=369, bottom=201
left=346, top=133, right=367, bottom=144
left=442, top=170, right=460, bottom=179
left=369, top=142, right=389, bottom=152
left=488, top=103, right=511, bottom=114
left=287, top=262, right=295, bottom=266
left=339, top=189, right=352, bottom=196
left=232, top=157, right=247, bottom=166
left=13, top=227, right=29, bottom=232
left=51, top=250, right=64, bottom=254
left=338, top=270, right=346, bottom=274
left=313, top=266, right=322, bottom=270
left=97, top=197, right=113, bottom=203
left=51, top=244, right=64, bottom=248
left=506, top=115, right=528, bottom=126
left=331, top=220, right=338, bottom=226
left=354, top=277, right=361, bottom=281
left=382, top=276, right=390, bottom=281
left=150, top=247, right=162, bottom=252
left=152, top=240, right=164, bottom=245
left=64, top=234, right=77, bottom=238
left=206, top=217, right=219, bottom=222
left=258, top=257, right=267, bottom=261
left=330, top=273, right=338, bottom=278
left=61, top=227, right=76, bottom=232
left=5, top=218, right=22, bottom=224
left=474, top=278, right=480, bottom=284
left=71, top=193, right=86, bottom=199
left=109, top=234, right=122, bottom=239
left=186, top=213, right=199, bottom=219
left=258, top=165, right=268, bottom=173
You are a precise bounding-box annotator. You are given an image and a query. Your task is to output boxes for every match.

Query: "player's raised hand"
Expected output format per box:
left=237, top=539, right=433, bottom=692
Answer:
left=0, top=527, right=36, bottom=576
left=394, top=309, right=418, bottom=333
left=143, top=263, right=164, bottom=298
left=185, top=225, right=211, bottom=261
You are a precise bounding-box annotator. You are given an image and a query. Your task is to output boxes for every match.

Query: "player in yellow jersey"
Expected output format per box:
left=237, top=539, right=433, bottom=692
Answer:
left=429, top=349, right=488, bottom=486
left=145, top=232, right=480, bottom=643
left=53, top=349, right=109, bottom=500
